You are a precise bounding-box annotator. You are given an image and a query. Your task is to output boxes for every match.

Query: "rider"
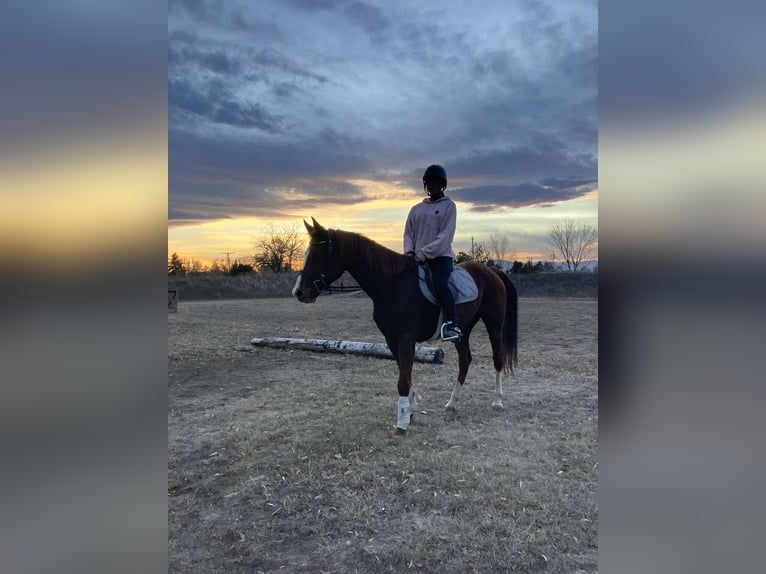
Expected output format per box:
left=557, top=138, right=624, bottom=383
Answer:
left=404, top=164, right=463, bottom=342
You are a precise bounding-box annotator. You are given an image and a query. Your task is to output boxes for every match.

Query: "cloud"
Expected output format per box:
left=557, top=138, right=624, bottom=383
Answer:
left=540, top=177, right=599, bottom=189
left=167, top=0, right=598, bottom=224
left=448, top=139, right=597, bottom=184
left=450, top=179, right=597, bottom=211
left=168, top=45, right=241, bottom=75
left=169, top=77, right=284, bottom=131
left=344, top=2, right=392, bottom=44
left=168, top=127, right=373, bottom=222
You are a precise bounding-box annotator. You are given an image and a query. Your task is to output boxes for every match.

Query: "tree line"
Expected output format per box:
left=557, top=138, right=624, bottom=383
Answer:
left=169, top=219, right=597, bottom=276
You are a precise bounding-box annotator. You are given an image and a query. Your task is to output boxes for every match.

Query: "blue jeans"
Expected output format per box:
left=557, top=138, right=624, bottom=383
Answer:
left=427, top=256, right=455, bottom=322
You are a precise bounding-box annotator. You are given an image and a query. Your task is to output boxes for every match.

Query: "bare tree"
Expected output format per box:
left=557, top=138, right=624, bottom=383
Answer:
left=456, top=237, right=491, bottom=264
left=547, top=219, right=598, bottom=271
left=209, top=258, right=224, bottom=274
left=254, top=224, right=306, bottom=273
left=487, top=231, right=514, bottom=269
left=188, top=258, right=206, bottom=275
left=546, top=248, right=558, bottom=270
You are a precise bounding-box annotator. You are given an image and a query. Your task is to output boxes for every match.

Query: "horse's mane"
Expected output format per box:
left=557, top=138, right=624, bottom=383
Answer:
left=332, top=228, right=410, bottom=282
left=335, top=228, right=395, bottom=253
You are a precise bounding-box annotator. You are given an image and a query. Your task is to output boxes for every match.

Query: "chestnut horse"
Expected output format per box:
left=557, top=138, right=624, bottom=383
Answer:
left=293, top=218, right=518, bottom=436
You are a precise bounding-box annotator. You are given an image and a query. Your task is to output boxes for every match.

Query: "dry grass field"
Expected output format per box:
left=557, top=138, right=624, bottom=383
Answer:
left=168, top=293, right=598, bottom=573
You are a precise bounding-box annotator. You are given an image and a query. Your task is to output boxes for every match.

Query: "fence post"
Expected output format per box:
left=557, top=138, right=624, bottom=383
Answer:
left=168, top=289, right=178, bottom=312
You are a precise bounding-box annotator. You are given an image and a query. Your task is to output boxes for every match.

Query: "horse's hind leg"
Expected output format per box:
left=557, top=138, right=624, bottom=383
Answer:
left=491, top=371, right=504, bottom=410
left=487, top=324, right=505, bottom=410
left=445, top=336, right=472, bottom=411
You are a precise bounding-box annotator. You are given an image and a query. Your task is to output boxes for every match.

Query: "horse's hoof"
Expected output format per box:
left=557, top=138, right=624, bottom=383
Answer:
left=492, top=403, right=505, bottom=411
left=445, top=404, right=456, bottom=412
left=393, top=427, right=407, bottom=437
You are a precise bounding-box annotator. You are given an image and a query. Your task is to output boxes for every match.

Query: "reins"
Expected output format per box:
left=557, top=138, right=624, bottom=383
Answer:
left=299, top=228, right=419, bottom=294
left=297, top=229, right=335, bottom=293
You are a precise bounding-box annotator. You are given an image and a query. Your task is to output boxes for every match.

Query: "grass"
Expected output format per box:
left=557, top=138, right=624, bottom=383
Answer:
left=168, top=297, right=598, bottom=573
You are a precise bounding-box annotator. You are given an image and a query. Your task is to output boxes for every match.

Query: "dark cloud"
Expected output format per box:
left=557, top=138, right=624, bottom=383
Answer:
left=210, top=103, right=281, bottom=131
left=168, top=26, right=326, bottom=86
left=170, top=0, right=230, bottom=22
left=169, top=77, right=283, bottom=131
left=245, top=48, right=330, bottom=84
left=449, top=140, right=597, bottom=184
left=169, top=173, right=366, bottom=222
left=282, top=0, right=349, bottom=12
left=170, top=127, right=363, bottom=181
left=450, top=180, right=597, bottom=211
left=344, top=2, right=392, bottom=44
left=271, top=81, right=301, bottom=99
left=168, top=46, right=241, bottom=75
left=169, top=125, right=372, bottom=221
left=168, top=78, right=213, bottom=117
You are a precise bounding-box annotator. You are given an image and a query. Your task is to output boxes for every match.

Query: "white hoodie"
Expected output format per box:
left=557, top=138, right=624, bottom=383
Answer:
left=403, top=195, right=457, bottom=260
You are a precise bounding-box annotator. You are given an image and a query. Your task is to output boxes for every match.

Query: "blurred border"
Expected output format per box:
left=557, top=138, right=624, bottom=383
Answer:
left=3, top=0, right=765, bottom=572
left=600, top=1, right=766, bottom=572
left=0, top=2, right=168, bottom=572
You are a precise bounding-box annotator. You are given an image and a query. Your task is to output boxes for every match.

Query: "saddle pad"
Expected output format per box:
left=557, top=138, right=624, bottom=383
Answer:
left=418, top=265, right=479, bottom=306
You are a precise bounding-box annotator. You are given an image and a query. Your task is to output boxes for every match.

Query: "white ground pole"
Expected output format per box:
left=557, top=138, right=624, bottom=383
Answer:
left=251, top=337, right=444, bottom=365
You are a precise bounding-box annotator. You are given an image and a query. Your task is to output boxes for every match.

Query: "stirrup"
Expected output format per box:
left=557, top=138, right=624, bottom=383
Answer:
left=440, top=321, right=462, bottom=342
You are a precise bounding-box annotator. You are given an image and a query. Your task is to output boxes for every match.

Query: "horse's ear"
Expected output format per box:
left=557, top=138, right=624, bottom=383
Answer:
left=311, top=217, right=325, bottom=232
left=304, top=219, right=314, bottom=235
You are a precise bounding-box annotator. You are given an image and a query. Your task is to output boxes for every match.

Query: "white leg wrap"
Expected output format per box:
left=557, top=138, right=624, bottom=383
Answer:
left=408, top=387, right=418, bottom=411
left=397, top=396, right=410, bottom=430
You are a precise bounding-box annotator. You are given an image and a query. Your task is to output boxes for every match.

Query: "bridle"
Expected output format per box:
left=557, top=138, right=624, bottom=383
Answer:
left=297, top=230, right=335, bottom=294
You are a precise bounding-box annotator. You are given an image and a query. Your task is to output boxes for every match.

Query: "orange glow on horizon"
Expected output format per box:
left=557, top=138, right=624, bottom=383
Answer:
left=168, top=178, right=600, bottom=268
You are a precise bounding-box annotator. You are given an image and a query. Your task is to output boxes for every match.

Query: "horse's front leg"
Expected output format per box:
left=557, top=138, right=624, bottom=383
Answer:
left=389, top=336, right=416, bottom=436
left=446, top=336, right=472, bottom=411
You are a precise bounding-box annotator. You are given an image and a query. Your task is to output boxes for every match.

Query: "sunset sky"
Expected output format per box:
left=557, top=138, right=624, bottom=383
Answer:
left=168, top=0, right=597, bottom=265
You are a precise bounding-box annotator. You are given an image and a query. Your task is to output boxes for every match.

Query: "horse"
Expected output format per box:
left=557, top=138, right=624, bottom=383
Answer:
left=292, top=217, right=518, bottom=436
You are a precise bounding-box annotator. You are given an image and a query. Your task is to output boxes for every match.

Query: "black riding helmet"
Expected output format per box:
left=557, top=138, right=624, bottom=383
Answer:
left=423, top=164, right=447, bottom=189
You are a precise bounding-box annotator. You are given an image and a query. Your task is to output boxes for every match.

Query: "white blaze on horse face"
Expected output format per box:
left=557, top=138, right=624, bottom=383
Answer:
left=292, top=248, right=311, bottom=297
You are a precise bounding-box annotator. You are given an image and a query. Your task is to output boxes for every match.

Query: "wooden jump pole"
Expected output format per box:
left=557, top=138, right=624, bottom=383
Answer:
left=251, top=337, right=444, bottom=365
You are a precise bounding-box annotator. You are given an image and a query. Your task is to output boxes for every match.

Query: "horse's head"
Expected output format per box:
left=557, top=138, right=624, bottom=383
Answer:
left=292, top=217, right=345, bottom=303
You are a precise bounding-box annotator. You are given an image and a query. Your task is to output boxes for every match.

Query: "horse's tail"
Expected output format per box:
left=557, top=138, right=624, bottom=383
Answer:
left=492, top=268, right=518, bottom=375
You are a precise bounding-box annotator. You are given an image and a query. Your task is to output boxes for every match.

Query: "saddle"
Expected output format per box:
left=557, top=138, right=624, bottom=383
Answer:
left=418, top=264, right=478, bottom=306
